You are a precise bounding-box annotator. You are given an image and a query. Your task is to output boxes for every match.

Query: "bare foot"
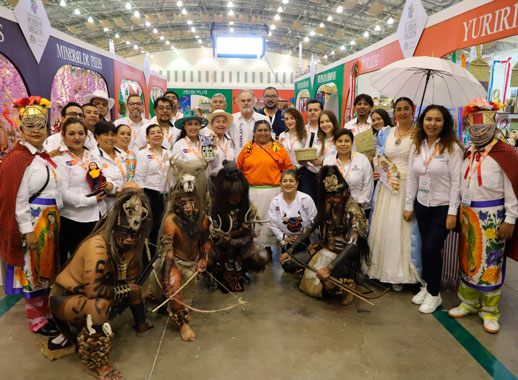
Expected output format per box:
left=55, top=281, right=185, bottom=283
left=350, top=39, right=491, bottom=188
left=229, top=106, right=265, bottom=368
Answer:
left=87, top=364, right=123, bottom=380
left=179, top=323, right=196, bottom=341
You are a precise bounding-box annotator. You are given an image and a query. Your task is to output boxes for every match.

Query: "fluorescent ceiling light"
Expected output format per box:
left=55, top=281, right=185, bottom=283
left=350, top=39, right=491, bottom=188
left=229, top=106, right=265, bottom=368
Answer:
left=274, top=14, right=280, bottom=21
left=115, top=33, right=120, bottom=38
left=59, top=1, right=66, bottom=7
left=327, top=15, right=333, bottom=21
left=277, top=7, right=283, bottom=12
left=337, top=6, right=343, bottom=13
left=303, top=36, right=309, bottom=42
left=125, top=3, right=131, bottom=10
left=145, top=21, right=151, bottom=27
left=310, top=30, right=315, bottom=36
left=340, top=45, right=345, bottom=50
left=133, top=10, right=140, bottom=18
left=387, top=17, right=394, bottom=24
left=88, top=16, right=94, bottom=23
left=363, top=31, right=369, bottom=38
left=374, top=25, right=381, bottom=31
left=319, top=22, right=325, bottom=28
left=74, top=9, right=80, bottom=15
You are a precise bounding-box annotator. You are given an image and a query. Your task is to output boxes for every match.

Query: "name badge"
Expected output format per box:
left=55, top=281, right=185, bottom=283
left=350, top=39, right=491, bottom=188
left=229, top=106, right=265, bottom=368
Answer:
left=418, top=175, right=431, bottom=194
left=461, top=189, right=473, bottom=207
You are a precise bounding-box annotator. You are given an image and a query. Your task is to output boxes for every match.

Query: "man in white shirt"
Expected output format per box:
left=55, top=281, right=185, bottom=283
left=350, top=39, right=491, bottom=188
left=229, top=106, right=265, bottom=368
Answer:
left=114, top=94, right=149, bottom=151
left=136, top=97, right=178, bottom=151
left=82, top=90, right=115, bottom=121
left=165, top=90, right=184, bottom=123
left=306, top=99, right=323, bottom=141
left=344, top=94, right=373, bottom=136
left=210, top=93, right=228, bottom=112
left=230, top=90, right=269, bottom=156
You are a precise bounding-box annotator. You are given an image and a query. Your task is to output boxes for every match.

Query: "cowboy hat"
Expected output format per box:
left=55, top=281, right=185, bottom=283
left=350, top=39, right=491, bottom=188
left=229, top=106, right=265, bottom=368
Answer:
left=174, top=109, right=209, bottom=130
left=83, top=90, right=115, bottom=110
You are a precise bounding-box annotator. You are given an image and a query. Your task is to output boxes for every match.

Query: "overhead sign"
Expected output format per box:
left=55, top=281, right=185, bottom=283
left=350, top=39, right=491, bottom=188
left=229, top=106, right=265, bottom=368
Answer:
left=14, top=0, right=51, bottom=63
left=397, top=0, right=428, bottom=58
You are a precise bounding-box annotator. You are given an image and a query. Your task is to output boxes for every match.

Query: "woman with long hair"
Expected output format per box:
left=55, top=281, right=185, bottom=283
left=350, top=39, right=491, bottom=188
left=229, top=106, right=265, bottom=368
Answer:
left=279, top=108, right=307, bottom=168
left=371, top=108, right=393, bottom=137
left=366, top=97, right=422, bottom=291
left=115, top=123, right=137, bottom=186
left=404, top=105, right=463, bottom=313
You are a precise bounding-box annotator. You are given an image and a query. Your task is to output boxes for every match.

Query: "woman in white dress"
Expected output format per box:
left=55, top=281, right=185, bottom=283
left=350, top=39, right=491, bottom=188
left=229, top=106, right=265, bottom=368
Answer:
left=278, top=108, right=307, bottom=169
left=366, top=97, right=422, bottom=291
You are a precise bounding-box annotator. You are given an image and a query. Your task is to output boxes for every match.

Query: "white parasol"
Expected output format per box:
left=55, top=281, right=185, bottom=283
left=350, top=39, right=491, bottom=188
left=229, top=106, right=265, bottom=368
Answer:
left=369, top=56, right=487, bottom=114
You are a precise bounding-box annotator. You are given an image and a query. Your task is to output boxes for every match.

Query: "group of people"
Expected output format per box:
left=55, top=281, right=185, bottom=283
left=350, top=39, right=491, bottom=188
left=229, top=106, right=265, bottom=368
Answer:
left=0, top=86, right=517, bottom=380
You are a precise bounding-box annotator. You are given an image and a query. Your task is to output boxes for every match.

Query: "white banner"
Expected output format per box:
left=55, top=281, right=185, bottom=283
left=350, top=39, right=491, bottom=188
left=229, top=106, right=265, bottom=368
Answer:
left=14, top=0, right=51, bottom=63
left=397, top=0, right=428, bottom=58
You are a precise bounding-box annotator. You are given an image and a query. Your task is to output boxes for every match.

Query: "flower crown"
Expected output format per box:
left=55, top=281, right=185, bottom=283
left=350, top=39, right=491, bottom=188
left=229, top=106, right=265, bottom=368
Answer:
left=462, top=98, right=503, bottom=116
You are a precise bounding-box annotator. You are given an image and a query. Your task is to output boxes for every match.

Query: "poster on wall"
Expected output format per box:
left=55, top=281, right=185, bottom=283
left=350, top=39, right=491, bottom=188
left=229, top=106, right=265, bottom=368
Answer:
left=0, top=53, right=29, bottom=159
left=50, top=65, right=109, bottom=132
left=175, top=89, right=233, bottom=116
left=118, top=79, right=144, bottom=119
left=149, top=86, right=164, bottom=118
left=397, top=0, right=428, bottom=58
left=313, top=65, right=344, bottom=125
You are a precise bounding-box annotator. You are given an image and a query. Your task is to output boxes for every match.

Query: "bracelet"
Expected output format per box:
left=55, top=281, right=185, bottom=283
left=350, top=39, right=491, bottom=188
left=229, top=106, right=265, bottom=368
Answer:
left=113, top=284, right=132, bottom=301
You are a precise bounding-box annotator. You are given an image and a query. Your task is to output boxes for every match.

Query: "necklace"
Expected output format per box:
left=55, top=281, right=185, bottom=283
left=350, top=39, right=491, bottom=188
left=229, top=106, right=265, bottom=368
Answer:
left=394, top=124, right=415, bottom=146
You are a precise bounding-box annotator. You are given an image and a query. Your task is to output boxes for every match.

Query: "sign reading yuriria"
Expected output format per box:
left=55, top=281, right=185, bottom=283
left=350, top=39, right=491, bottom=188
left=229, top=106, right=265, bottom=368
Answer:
left=14, top=0, right=51, bottom=63
left=397, top=0, right=428, bottom=58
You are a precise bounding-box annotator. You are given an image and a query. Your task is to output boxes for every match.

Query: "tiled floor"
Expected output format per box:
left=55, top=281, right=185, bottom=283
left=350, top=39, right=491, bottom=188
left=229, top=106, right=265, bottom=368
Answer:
left=0, top=258, right=516, bottom=380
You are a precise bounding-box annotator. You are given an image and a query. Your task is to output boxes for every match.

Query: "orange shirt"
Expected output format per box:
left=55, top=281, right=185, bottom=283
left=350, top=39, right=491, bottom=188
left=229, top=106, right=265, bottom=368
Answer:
left=237, top=142, right=293, bottom=186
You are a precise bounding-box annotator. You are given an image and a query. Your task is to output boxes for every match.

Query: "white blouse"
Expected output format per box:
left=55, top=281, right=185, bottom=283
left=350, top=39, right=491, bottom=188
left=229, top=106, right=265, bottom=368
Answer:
left=15, top=142, right=62, bottom=234
left=268, top=191, right=317, bottom=241
left=97, top=147, right=128, bottom=211
left=461, top=147, right=518, bottom=224
left=324, top=151, right=374, bottom=208
left=54, top=148, right=103, bottom=223
left=172, top=136, right=205, bottom=162
left=405, top=140, right=463, bottom=215
left=210, top=133, right=235, bottom=177
left=135, top=145, right=172, bottom=193
left=279, top=130, right=306, bottom=169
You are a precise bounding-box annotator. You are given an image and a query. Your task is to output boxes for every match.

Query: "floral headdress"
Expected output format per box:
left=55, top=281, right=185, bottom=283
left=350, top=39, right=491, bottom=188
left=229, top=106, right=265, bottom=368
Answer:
left=463, top=98, right=503, bottom=127
left=13, top=96, right=52, bottom=120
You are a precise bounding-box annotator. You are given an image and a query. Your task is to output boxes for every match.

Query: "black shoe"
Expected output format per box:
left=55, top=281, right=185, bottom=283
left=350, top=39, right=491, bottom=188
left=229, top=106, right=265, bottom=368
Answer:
left=36, top=321, right=59, bottom=337
left=47, top=336, right=71, bottom=350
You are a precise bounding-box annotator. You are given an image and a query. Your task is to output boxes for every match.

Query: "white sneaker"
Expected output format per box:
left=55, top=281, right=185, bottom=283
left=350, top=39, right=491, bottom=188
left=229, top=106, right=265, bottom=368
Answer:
left=419, top=293, right=442, bottom=314
left=448, top=305, right=471, bottom=318
left=411, top=287, right=429, bottom=305
left=483, top=319, right=500, bottom=334
left=392, top=283, right=403, bottom=292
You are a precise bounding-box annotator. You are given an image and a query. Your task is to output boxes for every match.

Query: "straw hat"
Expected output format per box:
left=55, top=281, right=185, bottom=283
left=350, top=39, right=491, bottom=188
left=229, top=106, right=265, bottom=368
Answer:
left=207, top=109, right=234, bottom=126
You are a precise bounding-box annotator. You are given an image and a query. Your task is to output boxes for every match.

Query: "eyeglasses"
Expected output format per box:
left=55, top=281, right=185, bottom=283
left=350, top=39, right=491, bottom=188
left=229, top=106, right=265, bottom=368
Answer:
left=264, top=95, right=277, bottom=99
left=157, top=106, right=172, bottom=111
left=128, top=102, right=143, bottom=106
left=66, top=112, right=85, bottom=118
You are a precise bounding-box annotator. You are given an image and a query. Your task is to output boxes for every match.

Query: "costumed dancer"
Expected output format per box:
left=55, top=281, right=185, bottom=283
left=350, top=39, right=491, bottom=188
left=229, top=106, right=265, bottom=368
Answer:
left=269, top=169, right=317, bottom=273
left=159, top=159, right=211, bottom=341
left=366, top=97, right=422, bottom=291
left=448, top=99, right=518, bottom=334
left=0, top=96, right=61, bottom=336
left=292, top=166, right=370, bottom=305
left=208, top=161, right=270, bottom=291
left=49, top=189, right=153, bottom=379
